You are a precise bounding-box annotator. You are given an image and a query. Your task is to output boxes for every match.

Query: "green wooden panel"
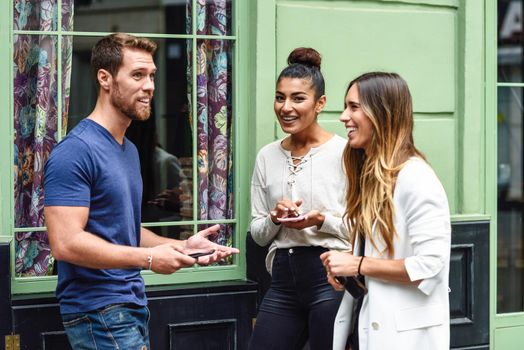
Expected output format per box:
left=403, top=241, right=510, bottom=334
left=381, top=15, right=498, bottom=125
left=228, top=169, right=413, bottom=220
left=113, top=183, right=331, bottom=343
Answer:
left=459, top=0, right=486, bottom=216
left=275, top=113, right=456, bottom=212
left=276, top=2, right=456, bottom=114
left=494, top=326, right=524, bottom=349
left=413, top=117, right=457, bottom=213
left=254, top=1, right=278, bottom=152
left=278, top=1, right=459, bottom=10
left=379, top=0, right=459, bottom=6
left=0, top=0, right=11, bottom=242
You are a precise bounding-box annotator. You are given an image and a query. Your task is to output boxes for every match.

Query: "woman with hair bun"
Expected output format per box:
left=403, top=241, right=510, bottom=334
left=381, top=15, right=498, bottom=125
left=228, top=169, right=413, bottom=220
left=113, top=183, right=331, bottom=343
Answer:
left=321, top=72, right=451, bottom=349
left=249, top=48, right=352, bottom=350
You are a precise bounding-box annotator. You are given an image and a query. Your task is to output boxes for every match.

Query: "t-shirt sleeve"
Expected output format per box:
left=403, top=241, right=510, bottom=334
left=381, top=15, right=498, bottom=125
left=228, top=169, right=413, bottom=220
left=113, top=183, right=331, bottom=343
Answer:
left=44, top=138, right=93, bottom=207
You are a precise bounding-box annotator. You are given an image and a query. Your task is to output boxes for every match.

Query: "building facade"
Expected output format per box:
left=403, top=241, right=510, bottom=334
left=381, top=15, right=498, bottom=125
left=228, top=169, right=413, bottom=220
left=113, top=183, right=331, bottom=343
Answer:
left=0, top=0, right=521, bottom=349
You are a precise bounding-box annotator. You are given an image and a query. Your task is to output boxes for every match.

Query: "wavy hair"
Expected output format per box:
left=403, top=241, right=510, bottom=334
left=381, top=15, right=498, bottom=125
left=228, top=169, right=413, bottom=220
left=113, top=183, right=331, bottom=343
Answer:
left=343, top=72, right=425, bottom=256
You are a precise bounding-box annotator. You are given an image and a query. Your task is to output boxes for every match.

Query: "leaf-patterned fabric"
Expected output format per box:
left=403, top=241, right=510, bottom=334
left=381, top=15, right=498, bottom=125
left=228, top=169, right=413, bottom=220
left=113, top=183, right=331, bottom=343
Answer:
left=13, top=0, right=73, bottom=276
left=187, top=0, right=234, bottom=247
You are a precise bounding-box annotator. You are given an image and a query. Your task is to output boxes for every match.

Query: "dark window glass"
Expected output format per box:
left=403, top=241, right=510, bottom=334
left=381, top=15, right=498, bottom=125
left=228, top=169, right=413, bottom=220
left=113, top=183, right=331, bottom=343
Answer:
left=67, top=37, right=194, bottom=223
left=498, top=1, right=524, bottom=82
left=497, top=86, right=524, bottom=313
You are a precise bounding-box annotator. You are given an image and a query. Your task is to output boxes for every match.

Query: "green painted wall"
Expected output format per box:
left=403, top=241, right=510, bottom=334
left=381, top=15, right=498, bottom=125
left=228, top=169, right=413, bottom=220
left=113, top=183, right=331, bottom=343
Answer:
left=494, top=326, right=524, bottom=350
left=254, top=0, right=488, bottom=219
left=253, top=0, right=510, bottom=346
left=0, top=0, right=12, bottom=244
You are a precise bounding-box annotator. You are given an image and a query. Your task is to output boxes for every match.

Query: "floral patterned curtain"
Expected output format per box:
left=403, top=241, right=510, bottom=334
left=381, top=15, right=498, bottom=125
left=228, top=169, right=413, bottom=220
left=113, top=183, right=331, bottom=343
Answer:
left=187, top=0, right=233, bottom=246
left=13, top=0, right=74, bottom=276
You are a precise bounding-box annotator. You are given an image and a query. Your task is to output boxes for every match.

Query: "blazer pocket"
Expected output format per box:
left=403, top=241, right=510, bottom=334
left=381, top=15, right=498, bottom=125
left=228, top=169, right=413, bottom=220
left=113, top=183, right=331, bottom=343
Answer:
left=394, top=304, right=446, bottom=332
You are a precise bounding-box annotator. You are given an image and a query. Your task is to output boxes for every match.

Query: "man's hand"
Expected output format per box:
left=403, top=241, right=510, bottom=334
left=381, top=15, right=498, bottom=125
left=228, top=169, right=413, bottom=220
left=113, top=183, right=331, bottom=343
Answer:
left=149, top=243, right=197, bottom=274
left=184, top=224, right=240, bottom=265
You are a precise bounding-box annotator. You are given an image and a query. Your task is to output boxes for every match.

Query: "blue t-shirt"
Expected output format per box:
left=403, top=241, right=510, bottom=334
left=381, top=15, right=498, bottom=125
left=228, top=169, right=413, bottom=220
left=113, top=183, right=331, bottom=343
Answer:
left=44, top=119, right=146, bottom=314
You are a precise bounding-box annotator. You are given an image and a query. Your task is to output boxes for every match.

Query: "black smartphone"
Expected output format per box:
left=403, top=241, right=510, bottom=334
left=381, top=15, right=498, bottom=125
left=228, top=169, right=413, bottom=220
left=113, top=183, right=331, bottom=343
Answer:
left=335, top=276, right=368, bottom=299
left=189, top=249, right=215, bottom=259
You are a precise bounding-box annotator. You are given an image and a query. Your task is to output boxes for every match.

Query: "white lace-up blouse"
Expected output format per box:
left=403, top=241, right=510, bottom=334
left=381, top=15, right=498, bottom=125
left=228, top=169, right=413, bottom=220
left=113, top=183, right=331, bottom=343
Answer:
left=250, top=134, right=352, bottom=273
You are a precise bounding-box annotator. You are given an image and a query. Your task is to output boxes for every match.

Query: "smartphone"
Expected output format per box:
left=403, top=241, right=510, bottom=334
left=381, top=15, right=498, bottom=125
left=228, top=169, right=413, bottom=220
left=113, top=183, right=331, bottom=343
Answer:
left=334, top=276, right=368, bottom=299
left=188, top=249, right=215, bottom=259
left=277, top=215, right=307, bottom=223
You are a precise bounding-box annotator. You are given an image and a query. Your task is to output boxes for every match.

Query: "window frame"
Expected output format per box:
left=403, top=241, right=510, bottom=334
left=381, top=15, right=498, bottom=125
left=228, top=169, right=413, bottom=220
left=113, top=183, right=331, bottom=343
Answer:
left=491, top=0, right=524, bottom=333
left=5, top=0, right=251, bottom=294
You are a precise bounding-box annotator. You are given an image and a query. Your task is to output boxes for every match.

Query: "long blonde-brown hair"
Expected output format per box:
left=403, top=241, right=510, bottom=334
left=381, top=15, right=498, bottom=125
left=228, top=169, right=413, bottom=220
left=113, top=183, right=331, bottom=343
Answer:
left=343, top=72, right=425, bottom=255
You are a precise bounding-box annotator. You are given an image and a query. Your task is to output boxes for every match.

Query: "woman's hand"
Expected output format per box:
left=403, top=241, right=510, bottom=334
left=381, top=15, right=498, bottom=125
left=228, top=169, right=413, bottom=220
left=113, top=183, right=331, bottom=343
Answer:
left=320, top=250, right=361, bottom=277
left=326, top=271, right=345, bottom=291
left=280, top=210, right=325, bottom=230
left=269, top=199, right=326, bottom=230
left=270, top=198, right=303, bottom=223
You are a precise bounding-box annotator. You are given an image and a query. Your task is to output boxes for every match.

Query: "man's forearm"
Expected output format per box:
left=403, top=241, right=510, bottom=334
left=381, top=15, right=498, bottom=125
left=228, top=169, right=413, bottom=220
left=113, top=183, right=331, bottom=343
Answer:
left=52, top=229, right=150, bottom=270
left=140, top=227, right=185, bottom=249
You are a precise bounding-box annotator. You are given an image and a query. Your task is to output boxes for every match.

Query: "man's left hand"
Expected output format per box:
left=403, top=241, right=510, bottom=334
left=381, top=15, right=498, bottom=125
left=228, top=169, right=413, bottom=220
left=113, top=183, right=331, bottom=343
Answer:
left=184, top=224, right=240, bottom=265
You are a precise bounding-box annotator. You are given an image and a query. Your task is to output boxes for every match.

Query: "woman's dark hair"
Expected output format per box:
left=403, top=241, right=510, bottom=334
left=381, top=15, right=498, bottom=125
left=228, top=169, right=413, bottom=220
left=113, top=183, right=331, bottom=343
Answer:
left=277, top=47, right=325, bottom=99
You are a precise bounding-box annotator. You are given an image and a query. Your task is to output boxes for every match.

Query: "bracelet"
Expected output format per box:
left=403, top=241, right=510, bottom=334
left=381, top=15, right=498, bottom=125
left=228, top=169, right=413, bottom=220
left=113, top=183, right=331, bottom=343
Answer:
left=147, top=248, right=153, bottom=270
left=357, top=256, right=365, bottom=277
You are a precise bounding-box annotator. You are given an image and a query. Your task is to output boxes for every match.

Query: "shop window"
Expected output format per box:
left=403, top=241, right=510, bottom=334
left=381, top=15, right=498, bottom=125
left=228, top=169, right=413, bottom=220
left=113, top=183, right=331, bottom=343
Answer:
left=497, top=0, right=524, bottom=313
left=12, top=0, right=238, bottom=290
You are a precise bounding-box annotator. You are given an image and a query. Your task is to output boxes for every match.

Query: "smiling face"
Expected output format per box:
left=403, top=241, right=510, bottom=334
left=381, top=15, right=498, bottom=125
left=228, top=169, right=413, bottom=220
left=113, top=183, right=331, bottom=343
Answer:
left=274, top=77, right=325, bottom=135
left=110, top=48, right=156, bottom=121
left=339, top=84, right=374, bottom=151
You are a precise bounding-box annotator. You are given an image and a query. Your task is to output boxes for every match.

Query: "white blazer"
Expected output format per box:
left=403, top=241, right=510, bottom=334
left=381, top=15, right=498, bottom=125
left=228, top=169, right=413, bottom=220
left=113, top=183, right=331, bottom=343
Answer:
left=356, top=158, right=451, bottom=350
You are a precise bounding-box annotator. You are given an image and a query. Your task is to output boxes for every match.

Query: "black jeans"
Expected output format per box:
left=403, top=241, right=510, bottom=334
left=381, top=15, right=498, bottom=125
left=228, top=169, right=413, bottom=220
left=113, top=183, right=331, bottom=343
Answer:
left=249, top=246, right=344, bottom=350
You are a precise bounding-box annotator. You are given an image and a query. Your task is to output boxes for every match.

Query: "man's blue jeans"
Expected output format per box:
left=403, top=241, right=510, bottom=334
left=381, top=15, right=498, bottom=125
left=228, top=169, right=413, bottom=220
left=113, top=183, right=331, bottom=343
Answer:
left=62, top=303, right=150, bottom=350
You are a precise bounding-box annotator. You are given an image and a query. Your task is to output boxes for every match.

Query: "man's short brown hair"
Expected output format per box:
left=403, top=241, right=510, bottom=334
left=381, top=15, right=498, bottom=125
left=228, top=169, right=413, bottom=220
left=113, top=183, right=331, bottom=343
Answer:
left=91, top=33, right=157, bottom=88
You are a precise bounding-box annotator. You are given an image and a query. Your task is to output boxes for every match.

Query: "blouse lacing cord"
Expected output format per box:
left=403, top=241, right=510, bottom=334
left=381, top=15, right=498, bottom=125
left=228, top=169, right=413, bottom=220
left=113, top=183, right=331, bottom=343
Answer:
left=287, top=156, right=309, bottom=201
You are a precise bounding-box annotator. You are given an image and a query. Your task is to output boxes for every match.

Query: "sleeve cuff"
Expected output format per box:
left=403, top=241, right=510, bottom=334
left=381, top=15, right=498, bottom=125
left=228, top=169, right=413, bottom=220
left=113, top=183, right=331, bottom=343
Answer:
left=250, top=215, right=281, bottom=247
left=319, top=213, right=341, bottom=235
left=405, top=255, right=444, bottom=295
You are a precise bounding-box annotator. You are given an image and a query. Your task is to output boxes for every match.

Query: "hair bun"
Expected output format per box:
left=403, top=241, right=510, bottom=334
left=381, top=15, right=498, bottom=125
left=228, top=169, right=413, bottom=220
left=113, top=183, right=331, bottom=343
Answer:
left=287, top=47, right=321, bottom=69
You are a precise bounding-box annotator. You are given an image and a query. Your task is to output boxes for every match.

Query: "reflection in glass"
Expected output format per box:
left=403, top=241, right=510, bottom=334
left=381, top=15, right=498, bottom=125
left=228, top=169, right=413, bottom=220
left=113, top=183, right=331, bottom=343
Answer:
left=147, top=225, right=194, bottom=241
left=71, top=0, right=188, bottom=34
left=62, top=36, right=74, bottom=138
left=498, top=0, right=524, bottom=82
left=15, top=231, right=55, bottom=277
left=67, top=36, right=101, bottom=130
left=13, top=0, right=58, bottom=31
left=192, top=40, right=234, bottom=221
left=67, top=37, right=193, bottom=223
left=497, top=87, right=524, bottom=313
left=197, top=223, right=234, bottom=265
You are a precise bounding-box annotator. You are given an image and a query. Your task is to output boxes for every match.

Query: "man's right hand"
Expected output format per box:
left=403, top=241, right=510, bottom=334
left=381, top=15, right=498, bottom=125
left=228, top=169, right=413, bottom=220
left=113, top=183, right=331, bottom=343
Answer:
left=148, top=243, right=196, bottom=274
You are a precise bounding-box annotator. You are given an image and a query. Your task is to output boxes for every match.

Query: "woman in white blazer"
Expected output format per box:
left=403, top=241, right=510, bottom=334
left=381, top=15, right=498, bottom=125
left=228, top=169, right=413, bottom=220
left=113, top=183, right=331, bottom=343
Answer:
left=321, top=72, right=451, bottom=350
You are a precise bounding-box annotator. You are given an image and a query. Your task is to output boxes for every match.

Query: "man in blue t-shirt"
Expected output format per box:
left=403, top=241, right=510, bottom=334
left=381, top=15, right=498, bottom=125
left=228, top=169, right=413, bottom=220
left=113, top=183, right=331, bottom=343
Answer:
left=44, top=33, right=239, bottom=350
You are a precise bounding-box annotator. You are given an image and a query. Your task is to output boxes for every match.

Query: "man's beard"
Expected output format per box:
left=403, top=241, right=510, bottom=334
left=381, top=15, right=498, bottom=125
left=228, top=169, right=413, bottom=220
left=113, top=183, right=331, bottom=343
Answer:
left=111, top=82, right=151, bottom=121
